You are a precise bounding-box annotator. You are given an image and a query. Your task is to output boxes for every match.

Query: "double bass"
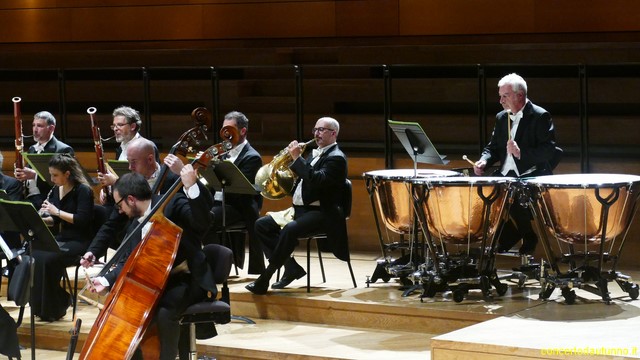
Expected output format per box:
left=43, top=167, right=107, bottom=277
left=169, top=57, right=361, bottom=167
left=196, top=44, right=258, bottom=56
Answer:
left=78, top=125, right=239, bottom=360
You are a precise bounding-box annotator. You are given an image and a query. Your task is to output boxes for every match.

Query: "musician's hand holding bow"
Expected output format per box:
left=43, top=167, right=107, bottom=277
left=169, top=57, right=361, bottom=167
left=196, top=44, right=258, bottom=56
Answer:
left=507, top=139, right=521, bottom=159
left=80, top=252, right=96, bottom=268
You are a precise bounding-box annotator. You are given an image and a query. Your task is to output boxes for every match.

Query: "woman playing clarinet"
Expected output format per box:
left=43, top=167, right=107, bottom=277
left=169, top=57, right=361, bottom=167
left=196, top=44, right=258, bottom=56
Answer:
left=31, top=153, right=94, bottom=321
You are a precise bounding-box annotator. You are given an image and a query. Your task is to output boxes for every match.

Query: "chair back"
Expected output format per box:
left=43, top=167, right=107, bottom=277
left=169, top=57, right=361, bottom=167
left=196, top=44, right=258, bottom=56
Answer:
left=202, top=244, right=233, bottom=285
left=342, top=179, right=353, bottom=219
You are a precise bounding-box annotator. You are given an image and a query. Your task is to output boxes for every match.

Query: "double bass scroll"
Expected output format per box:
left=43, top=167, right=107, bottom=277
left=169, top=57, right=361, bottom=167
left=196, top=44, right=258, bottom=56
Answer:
left=151, top=107, right=211, bottom=194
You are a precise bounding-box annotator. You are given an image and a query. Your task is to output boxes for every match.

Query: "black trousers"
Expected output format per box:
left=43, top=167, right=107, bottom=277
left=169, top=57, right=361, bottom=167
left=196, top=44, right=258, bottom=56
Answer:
left=255, top=206, right=326, bottom=278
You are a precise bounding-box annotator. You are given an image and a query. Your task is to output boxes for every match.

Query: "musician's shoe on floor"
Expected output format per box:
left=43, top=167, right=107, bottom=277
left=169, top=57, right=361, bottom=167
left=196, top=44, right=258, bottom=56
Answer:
left=245, top=276, right=269, bottom=295
left=272, top=264, right=307, bottom=289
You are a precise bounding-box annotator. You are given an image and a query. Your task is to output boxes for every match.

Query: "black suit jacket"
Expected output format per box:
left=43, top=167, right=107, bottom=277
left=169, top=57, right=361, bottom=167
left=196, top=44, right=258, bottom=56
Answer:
left=290, top=143, right=349, bottom=261
left=89, top=180, right=216, bottom=294
left=480, top=100, right=557, bottom=177
left=27, top=136, right=74, bottom=196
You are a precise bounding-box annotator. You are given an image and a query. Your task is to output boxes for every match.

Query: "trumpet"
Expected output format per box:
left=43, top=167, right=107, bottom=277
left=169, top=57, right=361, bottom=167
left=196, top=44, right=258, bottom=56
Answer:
left=255, top=138, right=316, bottom=200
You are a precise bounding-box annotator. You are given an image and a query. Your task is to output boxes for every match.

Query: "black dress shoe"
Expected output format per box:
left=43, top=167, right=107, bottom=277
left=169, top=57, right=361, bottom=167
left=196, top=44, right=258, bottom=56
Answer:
left=271, top=267, right=307, bottom=289
left=245, top=279, right=269, bottom=295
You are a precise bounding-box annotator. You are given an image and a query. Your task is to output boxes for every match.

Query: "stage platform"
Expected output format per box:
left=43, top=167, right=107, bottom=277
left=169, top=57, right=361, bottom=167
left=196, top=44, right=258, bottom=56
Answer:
left=2, top=250, right=640, bottom=359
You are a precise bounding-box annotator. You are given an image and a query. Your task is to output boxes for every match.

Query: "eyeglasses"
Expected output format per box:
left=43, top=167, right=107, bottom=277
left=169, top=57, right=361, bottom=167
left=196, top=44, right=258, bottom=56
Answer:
left=312, top=127, right=334, bottom=134
left=110, top=122, right=129, bottom=130
left=114, top=197, right=126, bottom=211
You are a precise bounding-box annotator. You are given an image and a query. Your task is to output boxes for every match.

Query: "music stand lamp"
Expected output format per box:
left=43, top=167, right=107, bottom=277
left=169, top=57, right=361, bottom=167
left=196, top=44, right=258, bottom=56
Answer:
left=0, top=199, right=60, bottom=360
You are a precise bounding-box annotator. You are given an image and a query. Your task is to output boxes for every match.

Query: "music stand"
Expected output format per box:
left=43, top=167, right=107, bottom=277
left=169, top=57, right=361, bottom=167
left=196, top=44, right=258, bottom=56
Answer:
left=200, top=160, right=258, bottom=227
left=24, top=153, right=95, bottom=186
left=388, top=120, right=449, bottom=177
left=0, top=199, right=59, bottom=360
left=106, top=159, right=131, bottom=178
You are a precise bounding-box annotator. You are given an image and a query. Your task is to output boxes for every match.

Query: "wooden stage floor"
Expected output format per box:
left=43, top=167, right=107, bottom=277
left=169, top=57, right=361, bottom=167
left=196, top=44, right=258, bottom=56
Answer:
left=2, top=250, right=640, bottom=359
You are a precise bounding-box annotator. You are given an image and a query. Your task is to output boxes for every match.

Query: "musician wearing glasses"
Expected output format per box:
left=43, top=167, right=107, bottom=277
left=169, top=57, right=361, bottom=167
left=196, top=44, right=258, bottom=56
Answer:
left=14, top=111, right=74, bottom=209
left=473, top=73, right=558, bottom=254
left=246, top=117, right=348, bottom=294
left=97, top=106, right=159, bottom=197
left=80, top=170, right=215, bottom=360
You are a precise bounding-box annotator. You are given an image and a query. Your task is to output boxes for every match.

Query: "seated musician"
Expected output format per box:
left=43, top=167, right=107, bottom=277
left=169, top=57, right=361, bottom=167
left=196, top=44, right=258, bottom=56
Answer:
left=31, top=154, right=94, bottom=321
left=81, top=169, right=215, bottom=360
left=473, top=73, right=558, bottom=254
left=97, top=106, right=159, bottom=205
left=14, top=111, right=74, bottom=210
left=246, top=117, right=348, bottom=294
left=204, top=111, right=265, bottom=275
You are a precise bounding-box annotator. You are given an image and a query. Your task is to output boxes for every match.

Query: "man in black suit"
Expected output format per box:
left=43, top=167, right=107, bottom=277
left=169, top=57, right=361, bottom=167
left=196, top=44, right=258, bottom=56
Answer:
left=474, top=73, right=557, bottom=254
left=246, top=117, right=348, bottom=294
left=81, top=169, right=215, bottom=360
left=14, top=111, right=74, bottom=209
left=205, top=111, right=264, bottom=274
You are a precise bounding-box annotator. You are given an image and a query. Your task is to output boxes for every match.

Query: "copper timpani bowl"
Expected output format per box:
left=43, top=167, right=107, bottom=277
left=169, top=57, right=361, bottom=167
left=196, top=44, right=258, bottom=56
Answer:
left=363, top=169, right=461, bottom=234
left=524, top=173, right=640, bottom=246
left=409, top=176, right=514, bottom=246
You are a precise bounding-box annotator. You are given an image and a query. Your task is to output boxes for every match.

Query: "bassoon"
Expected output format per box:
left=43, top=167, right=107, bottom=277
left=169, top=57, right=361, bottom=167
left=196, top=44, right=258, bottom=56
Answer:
left=13, top=97, right=24, bottom=170
left=88, top=107, right=111, bottom=196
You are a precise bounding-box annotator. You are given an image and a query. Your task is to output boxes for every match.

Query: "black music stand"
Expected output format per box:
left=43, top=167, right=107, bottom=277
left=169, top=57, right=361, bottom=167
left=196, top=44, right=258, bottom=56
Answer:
left=200, top=160, right=258, bottom=228
left=24, top=153, right=95, bottom=186
left=0, top=199, right=59, bottom=360
left=388, top=120, right=449, bottom=176
left=106, top=159, right=131, bottom=178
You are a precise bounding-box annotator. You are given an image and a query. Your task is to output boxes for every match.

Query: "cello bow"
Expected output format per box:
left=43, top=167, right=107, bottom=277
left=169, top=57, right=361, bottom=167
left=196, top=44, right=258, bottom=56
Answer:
left=78, top=125, right=239, bottom=360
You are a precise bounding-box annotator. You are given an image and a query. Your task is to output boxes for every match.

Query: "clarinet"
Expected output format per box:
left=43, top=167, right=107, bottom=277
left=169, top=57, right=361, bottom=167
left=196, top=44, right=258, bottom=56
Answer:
left=39, top=188, right=54, bottom=217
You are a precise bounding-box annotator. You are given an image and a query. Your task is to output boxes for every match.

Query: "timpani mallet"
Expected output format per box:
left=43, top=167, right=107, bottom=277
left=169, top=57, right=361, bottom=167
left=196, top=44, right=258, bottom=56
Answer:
left=462, top=155, right=476, bottom=166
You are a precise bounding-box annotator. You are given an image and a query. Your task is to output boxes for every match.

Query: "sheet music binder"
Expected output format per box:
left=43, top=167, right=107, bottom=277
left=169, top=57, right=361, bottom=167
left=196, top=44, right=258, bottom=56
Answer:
left=0, top=199, right=60, bottom=254
left=200, top=160, right=259, bottom=195
left=388, top=119, right=449, bottom=165
left=23, top=153, right=95, bottom=186
left=106, top=159, right=131, bottom=178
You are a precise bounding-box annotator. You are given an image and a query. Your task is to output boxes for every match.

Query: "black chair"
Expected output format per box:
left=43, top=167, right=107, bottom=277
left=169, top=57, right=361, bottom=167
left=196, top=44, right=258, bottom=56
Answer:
left=299, top=179, right=357, bottom=293
left=179, top=244, right=246, bottom=359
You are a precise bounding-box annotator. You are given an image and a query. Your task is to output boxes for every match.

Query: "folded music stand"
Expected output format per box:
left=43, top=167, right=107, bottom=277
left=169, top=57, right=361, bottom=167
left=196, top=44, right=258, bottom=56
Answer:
left=388, top=120, right=449, bottom=177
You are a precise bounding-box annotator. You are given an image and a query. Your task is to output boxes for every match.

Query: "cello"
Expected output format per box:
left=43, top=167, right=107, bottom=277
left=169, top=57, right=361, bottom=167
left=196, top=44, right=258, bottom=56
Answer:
left=78, top=125, right=239, bottom=360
